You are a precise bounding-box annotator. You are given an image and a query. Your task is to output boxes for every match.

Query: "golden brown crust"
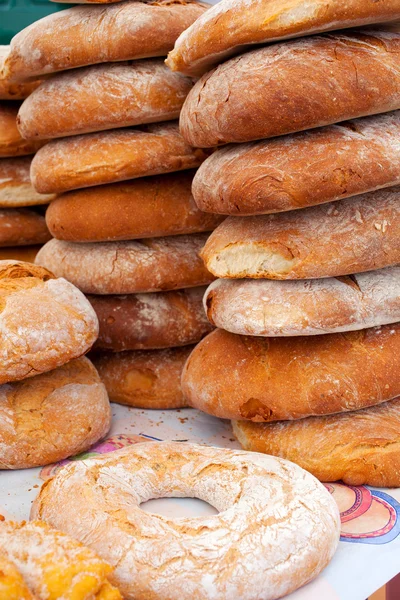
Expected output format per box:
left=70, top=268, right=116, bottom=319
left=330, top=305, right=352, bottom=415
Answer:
left=0, top=156, right=55, bottom=207
left=0, top=46, right=41, bottom=100
left=18, top=60, right=194, bottom=140
left=192, top=112, right=400, bottom=215
left=167, top=0, right=400, bottom=76
left=201, top=187, right=400, bottom=279
left=0, top=357, right=111, bottom=469
left=46, top=172, right=223, bottom=242
left=233, top=397, right=400, bottom=487
left=0, top=260, right=99, bottom=384
left=0, top=551, right=35, bottom=600
left=89, top=287, right=212, bottom=351
left=181, top=326, right=400, bottom=422
left=0, top=208, right=50, bottom=247
left=4, top=1, right=208, bottom=82
left=179, top=31, right=400, bottom=147
left=36, top=235, right=215, bottom=295
left=0, top=245, right=42, bottom=263
left=0, top=102, right=45, bottom=156
left=30, top=122, right=212, bottom=194
left=91, top=346, right=192, bottom=408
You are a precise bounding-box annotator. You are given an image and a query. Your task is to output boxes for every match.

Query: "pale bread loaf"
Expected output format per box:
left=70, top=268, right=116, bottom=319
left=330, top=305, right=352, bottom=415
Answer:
left=46, top=172, right=223, bottom=242
left=233, top=397, right=400, bottom=487
left=92, top=346, right=192, bottom=409
left=204, top=267, right=400, bottom=336
left=0, top=357, right=111, bottom=469
left=18, top=60, right=193, bottom=140
left=35, top=235, right=214, bottom=295
left=180, top=31, right=400, bottom=147
left=30, top=122, right=211, bottom=194
left=0, top=208, right=50, bottom=246
left=193, top=111, right=400, bottom=215
left=181, top=326, right=400, bottom=421
left=0, top=156, right=55, bottom=206
left=166, top=0, right=400, bottom=76
left=0, top=102, right=45, bottom=156
left=202, top=188, right=400, bottom=279
left=89, top=287, right=212, bottom=351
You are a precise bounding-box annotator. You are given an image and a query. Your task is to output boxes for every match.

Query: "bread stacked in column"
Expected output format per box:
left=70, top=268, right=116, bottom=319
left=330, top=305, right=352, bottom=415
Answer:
left=170, top=1, right=400, bottom=487
left=2, top=0, right=222, bottom=410
left=0, top=47, right=52, bottom=263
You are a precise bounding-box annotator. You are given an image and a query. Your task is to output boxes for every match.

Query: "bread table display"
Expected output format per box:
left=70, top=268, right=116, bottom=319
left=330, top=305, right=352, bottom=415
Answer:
left=31, top=442, right=341, bottom=600
left=179, top=30, right=400, bottom=147
left=0, top=520, right=122, bottom=599
left=45, top=172, right=223, bottom=242
left=0, top=357, right=110, bottom=469
left=166, top=0, right=400, bottom=76
left=0, top=102, right=45, bottom=157
left=91, top=346, right=192, bottom=408
left=2, top=1, right=208, bottom=82
left=30, top=122, right=211, bottom=194
left=192, top=111, right=400, bottom=215
left=0, top=156, right=55, bottom=207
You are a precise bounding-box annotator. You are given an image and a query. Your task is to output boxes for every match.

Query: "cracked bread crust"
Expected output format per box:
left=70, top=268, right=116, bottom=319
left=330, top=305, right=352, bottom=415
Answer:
left=0, top=260, right=99, bottom=384
left=181, top=325, right=400, bottom=422
left=0, top=356, right=111, bottom=469
left=31, top=442, right=340, bottom=600
left=179, top=31, right=400, bottom=147
left=233, top=397, right=400, bottom=487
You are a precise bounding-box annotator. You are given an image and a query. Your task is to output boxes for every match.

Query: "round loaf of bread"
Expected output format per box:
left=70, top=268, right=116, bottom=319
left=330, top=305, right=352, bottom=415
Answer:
left=204, top=267, right=400, bottom=336
left=0, top=208, right=50, bottom=246
left=180, top=31, right=400, bottom=147
left=233, top=397, right=400, bottom=487
left=0, top=261, right=99, bottom=384
left=30, top=122, right=211, bottom=194
left=193, top=111, right=400, bottom=215
left=18, top=60, right=193, bottom=140
left=0, top=102, right=45, bottom=156
left=0, top=156, right=55, bottom=206
left=181, top=325, right=400, bottom=422
left=31, top=442, right=340, bottom=600
left=0, top=357, right=111, bottom=469
left=202, top=188, right=400, bottom=280
left=46, top=172, right=223, bottom=242
left=89, top=287, right=212, bottom=351
left=0, top=46, right=41, bottom=99
left=92, top=346, right=192, bottom=408
left=3, top=1, right=207, bottom=82
left=167, top=0, right=400, bottom=76
left=36, top=235, right=214, bottom=295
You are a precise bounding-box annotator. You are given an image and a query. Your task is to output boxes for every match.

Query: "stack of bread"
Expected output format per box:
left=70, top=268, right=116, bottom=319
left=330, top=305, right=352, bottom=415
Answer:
left=0, top=47, right=52, bottom=264
left=170, top=1, right=400, bottom=487
left=0, top=260, right=111, bottom=469
left=2, top=0, right=223, bottom=410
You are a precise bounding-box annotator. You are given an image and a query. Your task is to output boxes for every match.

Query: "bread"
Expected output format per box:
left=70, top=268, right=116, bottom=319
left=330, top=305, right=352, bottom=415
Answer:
left=181, top=325, right=400, bottom=421
left=3, top=1, right=207, bottom=82
left=30, top=122, right=212, bottom=194
left=204, top=267, right=400, bottom=336
left=167, top=0, right=400, bottom=76
left=0, top=208, right=50, bottom=246
left=0, top=356, right=111, bottom=469
left=233, top=397, right=400, bottom=487
left=0, top=245, right=41, bottom=262
left=0, top=156, right=55, bottom=206
left=0, top=551, right=35, bottom=600
left=0, top=261, right=99, bottom=384
left=35, top=235, right=214, bottom=295
left=18, top=60, right=194, bottom=140
left=202, top=187, right=400, bottom=280
left=0, top=46, right=40, bottom=99
left=180, top=30, right=400, bottom=147
left=89, top=287, right=213, bottom=351
left=46, top=172, right=224, bottom=242
left=193, top=111, right=400, bottom=215
left=31, top=442, right=340, bottom=600
left=0, top=520, right=122, bottom=599
left=0, top=102, right=45, bottom=156
left=92, top=346, right=192, bottom=408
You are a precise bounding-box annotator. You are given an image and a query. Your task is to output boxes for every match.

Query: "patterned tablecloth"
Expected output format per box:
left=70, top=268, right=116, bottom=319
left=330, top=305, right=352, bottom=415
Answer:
left=1, top=403, right=399, bottom=599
